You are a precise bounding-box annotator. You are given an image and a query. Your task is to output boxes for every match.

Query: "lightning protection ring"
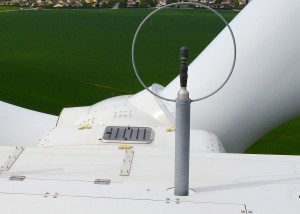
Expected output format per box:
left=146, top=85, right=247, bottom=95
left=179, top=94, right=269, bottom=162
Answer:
left=131, top=2, right=237, bottom=102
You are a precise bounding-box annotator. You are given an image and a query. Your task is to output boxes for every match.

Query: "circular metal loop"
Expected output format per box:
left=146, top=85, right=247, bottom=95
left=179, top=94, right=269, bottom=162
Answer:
left=132, top=2, right=237, bottom=102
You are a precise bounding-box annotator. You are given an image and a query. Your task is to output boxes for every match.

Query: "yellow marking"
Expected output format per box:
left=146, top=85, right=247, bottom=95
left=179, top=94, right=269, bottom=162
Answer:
left=166, top=126, right=176, bottom=132
left=79, top=123, right=92, bottom=130
left=118, top=144, right=132, bottom=150
left=88, top=83, right=132, bottom=94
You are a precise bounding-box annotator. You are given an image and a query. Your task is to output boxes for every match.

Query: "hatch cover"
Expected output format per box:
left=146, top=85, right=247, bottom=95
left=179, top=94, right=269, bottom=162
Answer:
left=102, top=126, right=154, bottom=144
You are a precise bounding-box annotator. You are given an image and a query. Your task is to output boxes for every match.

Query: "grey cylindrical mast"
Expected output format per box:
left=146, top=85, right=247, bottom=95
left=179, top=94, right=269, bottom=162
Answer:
left=174, top=47, right=191, bottom=196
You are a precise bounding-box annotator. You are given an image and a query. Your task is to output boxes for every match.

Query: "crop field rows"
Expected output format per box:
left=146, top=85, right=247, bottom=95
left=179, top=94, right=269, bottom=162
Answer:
left=0, top=8, right=299, bottom=154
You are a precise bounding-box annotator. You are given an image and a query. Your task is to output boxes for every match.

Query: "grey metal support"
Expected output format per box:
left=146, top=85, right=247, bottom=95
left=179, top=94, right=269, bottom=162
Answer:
left=174, top=47, right=191, bottom=196
left=175, top=96, right=191, bottom=196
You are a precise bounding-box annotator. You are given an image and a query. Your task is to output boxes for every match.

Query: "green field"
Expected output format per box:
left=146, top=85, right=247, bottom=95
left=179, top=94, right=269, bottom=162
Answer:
left=0, top=9, right=237, bottom=115
left=0, top=9, right=299, bottom=154
left=0, top=6, right=21, bottom=11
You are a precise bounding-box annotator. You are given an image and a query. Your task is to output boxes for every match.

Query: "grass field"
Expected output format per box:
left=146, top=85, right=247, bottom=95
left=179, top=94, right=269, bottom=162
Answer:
left=0, top=6, right=21, bottom=11
left=0, top=9, right=236, bottom=114
left=0, top=9, right=299, bottom=154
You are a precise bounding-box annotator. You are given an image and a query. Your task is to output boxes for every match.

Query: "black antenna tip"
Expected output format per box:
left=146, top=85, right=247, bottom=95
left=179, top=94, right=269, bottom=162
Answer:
left=180, top=47, right=189, bottom=60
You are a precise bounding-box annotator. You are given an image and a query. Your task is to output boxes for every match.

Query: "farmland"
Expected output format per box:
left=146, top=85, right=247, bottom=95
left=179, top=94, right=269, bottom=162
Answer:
left=0, top=9, right=237, bottom=114
left=0, top=9, right=299, bottom=154
left=0, top=6, right=20, bottom=11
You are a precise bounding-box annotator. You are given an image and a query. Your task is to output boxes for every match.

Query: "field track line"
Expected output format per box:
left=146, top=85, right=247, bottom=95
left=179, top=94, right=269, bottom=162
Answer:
left=0, top=10, right=19, bottom=13
left=88, top=83, right=132, bottom=94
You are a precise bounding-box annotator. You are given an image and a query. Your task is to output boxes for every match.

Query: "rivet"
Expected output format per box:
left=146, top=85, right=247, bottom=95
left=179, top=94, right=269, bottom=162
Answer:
left=53, top=192, right=59, bottom=198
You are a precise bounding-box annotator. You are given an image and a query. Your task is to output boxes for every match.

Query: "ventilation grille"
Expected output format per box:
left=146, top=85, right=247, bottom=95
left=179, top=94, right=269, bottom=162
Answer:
left=102, top=126, right=154, bottom=144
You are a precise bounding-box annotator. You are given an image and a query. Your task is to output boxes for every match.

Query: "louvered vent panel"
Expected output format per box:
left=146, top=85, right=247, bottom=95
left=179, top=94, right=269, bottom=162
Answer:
left=102, top=126, right=154, bottom=144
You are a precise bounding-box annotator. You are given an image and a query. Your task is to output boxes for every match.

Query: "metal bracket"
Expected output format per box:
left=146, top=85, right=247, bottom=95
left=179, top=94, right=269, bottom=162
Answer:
left=0, top=147, right=24, bottom=171
left=120, top=150, right=134, bottom=176
left=9, top=176, right=26, bottom=181
left=94, top=179, right=111, bottom=185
